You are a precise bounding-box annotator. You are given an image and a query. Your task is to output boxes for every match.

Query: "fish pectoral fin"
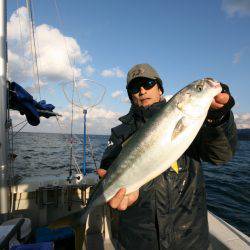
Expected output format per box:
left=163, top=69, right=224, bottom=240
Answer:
left=171, top=161, right=179, bottom=174
left=171, top=117, right=187, bottom=141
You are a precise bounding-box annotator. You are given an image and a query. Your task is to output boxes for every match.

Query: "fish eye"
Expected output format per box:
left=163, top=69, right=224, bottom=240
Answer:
left=196, top=84, right=203, bottom=92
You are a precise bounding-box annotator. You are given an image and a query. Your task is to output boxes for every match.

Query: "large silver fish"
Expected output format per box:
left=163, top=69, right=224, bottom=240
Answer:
left=51, top=78, right=222, bottom=228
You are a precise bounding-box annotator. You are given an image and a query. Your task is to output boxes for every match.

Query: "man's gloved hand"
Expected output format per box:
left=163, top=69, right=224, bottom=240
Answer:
left=207, top=83, right=235, bottom=126
left=97, top=168, right=139, bottom=211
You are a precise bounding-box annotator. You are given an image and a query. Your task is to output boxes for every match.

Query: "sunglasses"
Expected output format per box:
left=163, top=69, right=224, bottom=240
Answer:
left=127, top=79, right=157, bottom=94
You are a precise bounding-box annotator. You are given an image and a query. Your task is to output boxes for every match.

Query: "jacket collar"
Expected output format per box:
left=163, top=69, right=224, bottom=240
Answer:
left=119, top=98, right=166, bottom=125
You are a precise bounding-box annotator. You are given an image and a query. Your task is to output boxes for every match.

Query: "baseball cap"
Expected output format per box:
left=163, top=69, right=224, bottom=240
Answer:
left=126, top=63, right=163, bottom=93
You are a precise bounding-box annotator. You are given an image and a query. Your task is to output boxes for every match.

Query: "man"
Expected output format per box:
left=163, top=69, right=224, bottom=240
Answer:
left=98, top=64, right=237, bottom=249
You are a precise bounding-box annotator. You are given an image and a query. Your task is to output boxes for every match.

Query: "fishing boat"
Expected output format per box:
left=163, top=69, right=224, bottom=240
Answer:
left=0, top=0, right=249, bottom=249
left=0, top=0, right=100, bottom=249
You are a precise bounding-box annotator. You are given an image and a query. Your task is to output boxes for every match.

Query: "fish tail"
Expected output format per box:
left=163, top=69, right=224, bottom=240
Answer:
left=48, top=205, right=91, bottom=229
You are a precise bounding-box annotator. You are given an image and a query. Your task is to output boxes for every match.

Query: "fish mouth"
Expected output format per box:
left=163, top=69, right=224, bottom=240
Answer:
left=205, top=78, right=221, bottom=88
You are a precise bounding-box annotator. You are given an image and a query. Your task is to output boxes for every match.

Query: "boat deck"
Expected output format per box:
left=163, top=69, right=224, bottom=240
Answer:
left=83, top=209, right=250, bottom=250
left=208, top=212, right=249, bottom=250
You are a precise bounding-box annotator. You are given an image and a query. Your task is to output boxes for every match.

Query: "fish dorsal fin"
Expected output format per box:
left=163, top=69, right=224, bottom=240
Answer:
left=171, top=117, right=187, bottom=141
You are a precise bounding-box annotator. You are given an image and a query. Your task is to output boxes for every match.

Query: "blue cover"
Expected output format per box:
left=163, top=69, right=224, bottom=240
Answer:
left=35, top=227, right=74, bottom=243
left=9, top=81, right=56, bottom=126
left=10, top=242, right=54, bottom=250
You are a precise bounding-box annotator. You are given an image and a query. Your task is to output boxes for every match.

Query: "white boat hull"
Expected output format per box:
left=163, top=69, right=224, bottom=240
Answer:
left=1, top=174, right=249, bottom=250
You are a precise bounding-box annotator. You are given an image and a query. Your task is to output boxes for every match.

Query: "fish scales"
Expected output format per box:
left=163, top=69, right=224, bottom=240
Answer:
left=50, top=78, right=222, bottom=228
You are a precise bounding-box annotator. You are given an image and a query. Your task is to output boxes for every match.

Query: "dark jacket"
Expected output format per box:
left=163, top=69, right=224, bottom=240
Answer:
left=100, top=100, right=237, bottom=250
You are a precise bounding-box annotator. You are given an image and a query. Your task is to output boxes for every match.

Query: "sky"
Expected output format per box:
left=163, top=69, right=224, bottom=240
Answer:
left=7, top=0, right=250, bottom=135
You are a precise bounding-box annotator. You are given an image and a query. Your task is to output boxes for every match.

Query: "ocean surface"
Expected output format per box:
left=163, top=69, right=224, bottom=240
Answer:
left=12, top=132, right=250, bottom=236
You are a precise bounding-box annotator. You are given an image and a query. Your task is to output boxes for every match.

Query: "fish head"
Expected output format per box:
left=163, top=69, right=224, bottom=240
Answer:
left=175, top=78, right=222, bottom=118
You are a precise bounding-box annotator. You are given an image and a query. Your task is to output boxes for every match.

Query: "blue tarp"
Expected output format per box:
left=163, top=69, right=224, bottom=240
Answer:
left=10, top=242, right=54, bottom=250
left=9, top=81, right=56, bottom=126
left=35, top=226, right=74, bottom=243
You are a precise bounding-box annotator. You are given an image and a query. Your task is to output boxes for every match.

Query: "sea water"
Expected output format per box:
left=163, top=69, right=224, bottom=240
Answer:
left=13, top=132, right=250, bottom=236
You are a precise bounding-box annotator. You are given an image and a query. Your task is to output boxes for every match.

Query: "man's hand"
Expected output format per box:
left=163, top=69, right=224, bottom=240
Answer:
left=210, top=83, right=230, bottom=110
left=210, top=91, right=230, bottom=110
left=97, top=169, right=139, bottom=211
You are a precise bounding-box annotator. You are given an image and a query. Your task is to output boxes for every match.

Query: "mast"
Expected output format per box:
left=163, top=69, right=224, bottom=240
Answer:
left=0, top=0, right=9, bottom=222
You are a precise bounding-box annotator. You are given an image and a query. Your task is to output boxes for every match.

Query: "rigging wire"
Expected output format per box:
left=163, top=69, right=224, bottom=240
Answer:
left=55, top=117, right=82, bottom=175
left=53, top=0, right=106, bottom=110
left=69, top=78, right=76, bottom=178
left=61, top=79, right=105, bottom=175
left=53, top=0, right=81, bottom=179
left=26, top=0, right=41, bottom=101
left=54, top=0, right=107, bottom=111
left=12, top=119, right=27, bottom=128
left=53, top=0, right=106, bottom=179
left=30, top=0, right=44, bottom=96
left=13, top=121, right=28, bottom=138
left=16, top=0, right=25, bottom=55
left=53, top=0, right=96, bottom=179
left=15, top=0, right=38, bottom=69
left=53, top=0, right=77, bottom=81
left=55, top=116, right=97, bottom=174
left=8, top=1, right=86, bottom=186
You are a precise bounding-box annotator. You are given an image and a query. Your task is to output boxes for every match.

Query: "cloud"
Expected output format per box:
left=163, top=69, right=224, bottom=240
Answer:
left=54, top=106, right=122, bottom=134
left=7, top=49, right=32, bottom=83
left=11, top=105, right=122, bottom=135
left=77, top=80, right=89, bottom=88
left=232, top=47, right=249, bottom=64
left=222, top=0, right=250, bottom=17
left=82, top=91, right=92, bottom=99
left=164, top=95, right=173, bottom=102
left=111, top=90, right=123, bottom=98
left=7, top=7, right=91, bottom=84
left=8, top=7, right=123, bottom=136
left=235, top=113, right=250, bottom=128
left=233, top=51, right=242, bottom=64
left=85, top=65, right=95, bottom=75
left=100, top=67, right=125, bottom=78
left=121, top=97, right=130, bottom=104
left=111, top=90, right=131, bottom=104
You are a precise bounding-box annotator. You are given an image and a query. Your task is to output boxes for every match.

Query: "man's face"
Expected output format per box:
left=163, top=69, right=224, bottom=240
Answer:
left=130, top=81, right=163, bottom=107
